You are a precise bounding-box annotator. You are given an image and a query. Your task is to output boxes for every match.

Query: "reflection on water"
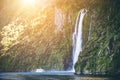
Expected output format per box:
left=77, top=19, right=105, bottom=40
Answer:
left=0, top=72, right=118, bottom=80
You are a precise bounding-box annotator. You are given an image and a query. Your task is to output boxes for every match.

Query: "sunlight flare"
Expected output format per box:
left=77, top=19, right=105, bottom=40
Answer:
left=22, top=0, right=36, bottom=7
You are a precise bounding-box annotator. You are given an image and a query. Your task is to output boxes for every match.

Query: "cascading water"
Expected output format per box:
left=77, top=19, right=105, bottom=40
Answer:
left=71, top=9, right=87, bottom=72
left=35, top=9, right=87, bottom=74
left=88, top=15, right=93, bottom=40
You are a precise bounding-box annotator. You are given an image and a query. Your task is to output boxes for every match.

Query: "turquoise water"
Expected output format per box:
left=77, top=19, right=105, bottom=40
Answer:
left=0, top=72, right=118, bottom=80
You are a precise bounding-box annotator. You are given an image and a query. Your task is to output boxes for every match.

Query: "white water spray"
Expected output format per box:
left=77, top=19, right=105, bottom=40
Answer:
left=71, top=9, right=87, bottom=72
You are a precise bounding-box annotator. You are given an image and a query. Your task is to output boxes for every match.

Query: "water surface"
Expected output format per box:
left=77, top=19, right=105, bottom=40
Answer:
left=0, top=72, right=118, bottom=80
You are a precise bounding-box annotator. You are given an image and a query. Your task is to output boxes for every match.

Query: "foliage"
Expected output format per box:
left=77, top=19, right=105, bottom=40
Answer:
left=0, top=0, right=120, bottom=74
left=76, top=0, right=120, bottom=74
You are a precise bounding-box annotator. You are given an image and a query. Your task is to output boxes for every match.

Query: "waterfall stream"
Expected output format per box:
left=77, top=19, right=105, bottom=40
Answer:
left=88, top=15, right=93, bottom=40
left=36, top=9, right=87, bottom=73
left=71, top=9, right=87, bottom=72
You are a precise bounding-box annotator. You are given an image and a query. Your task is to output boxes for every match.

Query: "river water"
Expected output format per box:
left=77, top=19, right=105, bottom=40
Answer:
left=0, top=72, right=118, bottom=80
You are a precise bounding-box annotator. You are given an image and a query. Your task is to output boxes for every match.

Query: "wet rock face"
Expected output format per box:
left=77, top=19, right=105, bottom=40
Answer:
left=63, top=54, right=73, bottom=71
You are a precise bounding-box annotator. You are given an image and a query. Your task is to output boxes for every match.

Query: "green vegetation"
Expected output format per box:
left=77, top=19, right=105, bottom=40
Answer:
left=76, top=0, right=120, bottom=74
left=0, top=0, right=120, bottom=74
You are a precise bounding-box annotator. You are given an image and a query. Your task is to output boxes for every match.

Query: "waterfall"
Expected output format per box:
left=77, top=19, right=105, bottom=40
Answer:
left=71, top=9, right=87, bottom=72
left=54, top=7, right=65, bottom=32
left=88, top=15, right=93, bottom=40
left=35, top=9, right=87, bottom=73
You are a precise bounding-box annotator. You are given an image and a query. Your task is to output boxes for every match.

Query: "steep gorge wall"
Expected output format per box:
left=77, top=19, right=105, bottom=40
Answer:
left=76, top=0, right=120, bottom=74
